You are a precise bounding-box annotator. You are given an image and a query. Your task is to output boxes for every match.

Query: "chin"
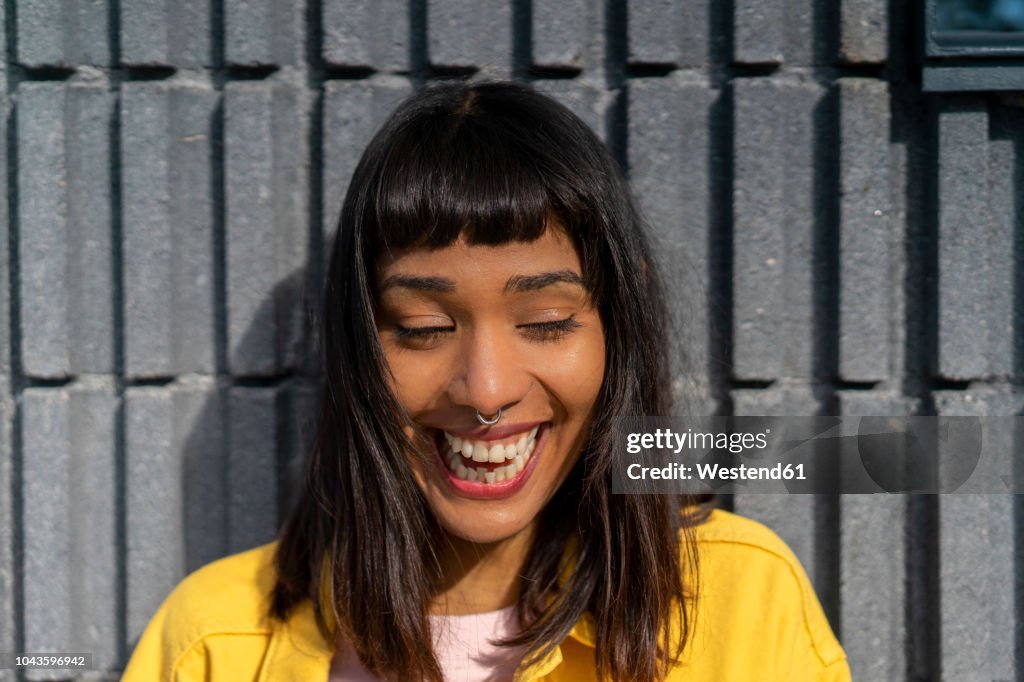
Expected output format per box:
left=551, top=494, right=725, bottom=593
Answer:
left=433, top=508, right=536, bottom=545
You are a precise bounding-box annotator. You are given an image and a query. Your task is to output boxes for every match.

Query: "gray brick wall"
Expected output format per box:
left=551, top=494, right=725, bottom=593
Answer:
left=1, top=1, right=1021, bottom=679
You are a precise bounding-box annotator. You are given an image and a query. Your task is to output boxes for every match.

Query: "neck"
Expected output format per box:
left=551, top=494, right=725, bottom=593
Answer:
left=429, top=524, right=537, bottom=616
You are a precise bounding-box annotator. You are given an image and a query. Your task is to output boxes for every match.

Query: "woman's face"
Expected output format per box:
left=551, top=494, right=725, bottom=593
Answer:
left=375, top=226, right=605, bottom=545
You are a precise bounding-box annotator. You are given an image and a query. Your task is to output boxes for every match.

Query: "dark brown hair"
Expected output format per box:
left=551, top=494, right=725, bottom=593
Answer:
left=270, top=80, right=713, bottom=682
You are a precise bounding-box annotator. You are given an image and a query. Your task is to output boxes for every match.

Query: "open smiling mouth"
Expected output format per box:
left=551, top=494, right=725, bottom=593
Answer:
left=429, top=423, right=549, bottom=497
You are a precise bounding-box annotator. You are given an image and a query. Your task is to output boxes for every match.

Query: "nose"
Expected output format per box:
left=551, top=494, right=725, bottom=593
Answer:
left=449, top=324, right=530, bottom=419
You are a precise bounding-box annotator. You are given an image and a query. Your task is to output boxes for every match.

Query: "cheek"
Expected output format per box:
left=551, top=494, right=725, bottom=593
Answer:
left=383, top=350, right=447, bottom=412
left=531, top=331, right=606, bottom=412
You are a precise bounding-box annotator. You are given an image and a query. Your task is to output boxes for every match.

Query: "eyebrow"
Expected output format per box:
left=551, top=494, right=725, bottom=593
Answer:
left=378, top=269, right=585, bottom=295
left=503, top=269, right=585, bottom=294
left=378, top=274, right=456, bottom=293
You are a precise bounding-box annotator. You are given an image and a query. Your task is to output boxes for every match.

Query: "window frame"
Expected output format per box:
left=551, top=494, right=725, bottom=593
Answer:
left=923, top=0, right=1024, bottom=91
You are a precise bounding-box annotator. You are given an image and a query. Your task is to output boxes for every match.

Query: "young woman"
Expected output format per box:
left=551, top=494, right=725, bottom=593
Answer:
left=123, top=81, right=850, bottom=681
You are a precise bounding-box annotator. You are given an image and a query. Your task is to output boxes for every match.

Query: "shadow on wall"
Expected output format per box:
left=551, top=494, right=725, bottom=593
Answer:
left=177, top=265, right=324, bottom=577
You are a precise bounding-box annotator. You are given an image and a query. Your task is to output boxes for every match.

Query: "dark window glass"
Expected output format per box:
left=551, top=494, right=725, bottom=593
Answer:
left=935, top=0, right=1024, bottom=31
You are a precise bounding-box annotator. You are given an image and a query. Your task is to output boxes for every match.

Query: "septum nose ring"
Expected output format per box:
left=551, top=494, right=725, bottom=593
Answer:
left=475, top=408, right=502, bottom=426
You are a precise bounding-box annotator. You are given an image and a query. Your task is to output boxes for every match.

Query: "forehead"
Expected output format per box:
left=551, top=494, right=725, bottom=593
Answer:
left=375, top=228, right=582, bottom=280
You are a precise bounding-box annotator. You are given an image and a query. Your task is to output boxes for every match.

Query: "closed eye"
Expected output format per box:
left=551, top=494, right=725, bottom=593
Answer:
left=392, top=324, right=454, bottom=341
left=518, top=316, right=582, bottom=343
left=391, top=316, right=582, bottom=345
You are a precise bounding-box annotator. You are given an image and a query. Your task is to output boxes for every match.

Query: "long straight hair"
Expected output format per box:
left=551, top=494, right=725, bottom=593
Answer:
left=271, top=80, right=714, bottom=682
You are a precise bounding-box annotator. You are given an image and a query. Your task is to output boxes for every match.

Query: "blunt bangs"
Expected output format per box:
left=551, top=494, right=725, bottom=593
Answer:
left=354, top=82, right=608, bottom=290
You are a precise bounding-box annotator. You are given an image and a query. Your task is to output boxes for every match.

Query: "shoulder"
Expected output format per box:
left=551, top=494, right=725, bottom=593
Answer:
left=692, top=507, right=801, bottom=559
left=690, top=507, right=813, bottom=586
left=690, top=507, right=815, bottom=596
left=685, top=509, right=849, bottom=676
left=122, top=542, right=281, bottom=681
left=160, top=541, right=279, bottom=635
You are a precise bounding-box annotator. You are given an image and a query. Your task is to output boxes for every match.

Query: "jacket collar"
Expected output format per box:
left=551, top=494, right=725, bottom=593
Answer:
left=260, top=593, right=598, bottom=680
left=568, top=610, right=597, bottom=647
left=261, top=537, right=596, bottom=680
left=258, top=600, right=333, bottom=681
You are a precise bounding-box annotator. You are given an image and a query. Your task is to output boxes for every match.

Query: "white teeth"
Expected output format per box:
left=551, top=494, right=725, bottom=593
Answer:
left=448, top=452, right=531, bottom=484
left=444, top=426, right=540, bottom=463
left=442, top=425, right=542, bottom=484
left=472, top=443, right=490, bottom=463
left=488, top=443, right=506, bottom=463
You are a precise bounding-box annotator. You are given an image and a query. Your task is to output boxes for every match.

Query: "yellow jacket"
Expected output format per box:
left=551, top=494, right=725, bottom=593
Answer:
left=122, top=509, right=851, bottom=681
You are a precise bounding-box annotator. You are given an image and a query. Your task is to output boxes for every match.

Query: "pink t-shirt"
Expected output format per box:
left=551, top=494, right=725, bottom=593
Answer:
left=329, top=606, right=529, bottom=681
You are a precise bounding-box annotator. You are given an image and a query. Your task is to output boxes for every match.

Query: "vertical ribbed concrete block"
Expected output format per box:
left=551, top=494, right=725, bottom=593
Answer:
left=734, top=0, right=813, bottom=65
left=322, top=78, right=412, bottom=251
left=0, top=394, right=10, bottom=682
left=226, top=82, right=311, bottom=376
left=838, top=79, right=898, bottom=383
left=628, top=76, right=715, bottom=410
left=228, top=387, right=280, bottom=553
left=733, top=77, right=822, bottom=380
left=0, top=5, right=5, bottom=98
left=0, top=13, right=10, bottom=672
left=0, top=11, right=6, bottom=383
left=984, top=106, right=1021, bottom=379
left=838, top=0, right=887, bottom=64
left=0, top=2, right=4, bottom=75
left=936, top=105, right=988, bottom=381
left=427, top=0, right=512, bottom=70
left=532, top=0, right=587, bottom=70
left=16, top=0, right=111, bottom=66
left=121, top=0, right=212, bottom=66
left=323, top=0, right=410, bottom=71
left=533, top=78, right=610, bottom=144
left=17, top=83, right=68, bottom=377
left=226, top=0, right=303, bottom=66
left=127, top=381, right=226, bottom=643
left=837, top=391, right=911, bottom=682
left=0, top=12, right=6, bottom=375
left=933, top=389, right=1018, bottom=680
left=731, top=387, right=822, bottom=590
left=177, top=382, right=227, bottom=573
left=936, top=103, right=1012, bottom=380
left=126, top=387, right=182, bottom=644
left=628, top=0, right=708, bottom=67
left=22, top=385, right=117, bottom=676
left=18, top=83, right=113, bottom=379
left=122, top=83, right=217, bottom=377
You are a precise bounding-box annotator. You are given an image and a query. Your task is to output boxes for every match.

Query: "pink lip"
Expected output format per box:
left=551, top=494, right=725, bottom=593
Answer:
left=441, top=421, right=547, bottom=442
left=430, top=423, right=548, bottom=500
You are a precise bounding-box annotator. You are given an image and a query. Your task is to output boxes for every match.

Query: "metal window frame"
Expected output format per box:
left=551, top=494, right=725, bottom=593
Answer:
left=923, top=0, right=1024, bottom=91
